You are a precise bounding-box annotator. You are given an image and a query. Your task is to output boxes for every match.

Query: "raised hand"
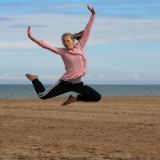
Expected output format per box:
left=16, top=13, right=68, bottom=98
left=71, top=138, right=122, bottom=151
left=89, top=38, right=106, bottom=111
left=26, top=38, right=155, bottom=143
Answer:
left=27, top=26, right=41, bottom=44
left=87, top=5, right=95, bottom=15
left=27, top=26, right=31, bottom=37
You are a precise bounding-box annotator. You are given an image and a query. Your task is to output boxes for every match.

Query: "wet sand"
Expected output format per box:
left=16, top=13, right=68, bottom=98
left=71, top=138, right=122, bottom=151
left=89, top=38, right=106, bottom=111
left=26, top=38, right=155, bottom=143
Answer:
left=0, top=96, right=160, bottom=160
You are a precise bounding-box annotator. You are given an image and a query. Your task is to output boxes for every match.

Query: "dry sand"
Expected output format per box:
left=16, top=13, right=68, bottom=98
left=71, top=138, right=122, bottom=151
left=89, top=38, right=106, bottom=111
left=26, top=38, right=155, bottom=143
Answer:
left=0, top=96, right=160, bottom=160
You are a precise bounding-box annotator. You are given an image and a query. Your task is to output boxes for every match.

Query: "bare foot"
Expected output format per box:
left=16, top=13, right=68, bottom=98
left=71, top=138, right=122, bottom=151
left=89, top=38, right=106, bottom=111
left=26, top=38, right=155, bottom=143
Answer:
left=61, top=95, right=77, bottom=106
left=25, top=73, right=38, bottom=81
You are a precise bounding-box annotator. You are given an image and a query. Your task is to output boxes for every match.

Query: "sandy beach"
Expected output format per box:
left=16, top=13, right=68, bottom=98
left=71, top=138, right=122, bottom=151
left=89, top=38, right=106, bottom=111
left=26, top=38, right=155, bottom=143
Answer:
left=0, top=96, right=160, bottom=160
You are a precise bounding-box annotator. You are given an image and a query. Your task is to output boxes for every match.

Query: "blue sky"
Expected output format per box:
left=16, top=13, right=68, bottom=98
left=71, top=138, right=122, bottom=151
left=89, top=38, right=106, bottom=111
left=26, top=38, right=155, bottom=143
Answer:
left=0, top=0, right=160, bottom=84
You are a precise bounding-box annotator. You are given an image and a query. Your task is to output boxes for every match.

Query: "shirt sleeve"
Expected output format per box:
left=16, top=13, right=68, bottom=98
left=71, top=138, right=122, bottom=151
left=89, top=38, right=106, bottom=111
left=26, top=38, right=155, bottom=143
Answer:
left=78, top=14, right=95, bottom=48
left=39, top=40, right=63, bottom=55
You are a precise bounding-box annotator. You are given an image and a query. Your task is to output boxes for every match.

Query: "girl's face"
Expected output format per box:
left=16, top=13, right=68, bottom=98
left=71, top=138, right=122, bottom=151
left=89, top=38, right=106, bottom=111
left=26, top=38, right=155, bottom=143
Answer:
left=62, top=36, right=74, bottom=50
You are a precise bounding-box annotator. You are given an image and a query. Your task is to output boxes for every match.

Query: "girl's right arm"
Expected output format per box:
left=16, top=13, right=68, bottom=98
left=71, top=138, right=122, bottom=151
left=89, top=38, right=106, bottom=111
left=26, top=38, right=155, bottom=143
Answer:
left=27, top=26, right=41, bottom=45
left=27, top=26, right=63, bottom=55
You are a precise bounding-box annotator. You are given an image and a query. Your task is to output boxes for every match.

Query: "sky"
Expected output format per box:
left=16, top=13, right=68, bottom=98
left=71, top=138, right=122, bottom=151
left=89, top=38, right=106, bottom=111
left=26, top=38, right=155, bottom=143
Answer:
left=0, top=0, right=160, bottom=84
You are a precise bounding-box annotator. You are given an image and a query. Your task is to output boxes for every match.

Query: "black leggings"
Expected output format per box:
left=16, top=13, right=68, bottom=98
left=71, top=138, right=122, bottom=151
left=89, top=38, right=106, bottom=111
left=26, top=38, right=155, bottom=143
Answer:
left=32, top=79, right=101, bottom=102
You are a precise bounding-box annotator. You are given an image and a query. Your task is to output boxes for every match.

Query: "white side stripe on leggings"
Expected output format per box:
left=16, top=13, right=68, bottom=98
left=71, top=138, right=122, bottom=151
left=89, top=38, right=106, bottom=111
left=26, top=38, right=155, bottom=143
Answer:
left=38, top=80, right=61, bottom=98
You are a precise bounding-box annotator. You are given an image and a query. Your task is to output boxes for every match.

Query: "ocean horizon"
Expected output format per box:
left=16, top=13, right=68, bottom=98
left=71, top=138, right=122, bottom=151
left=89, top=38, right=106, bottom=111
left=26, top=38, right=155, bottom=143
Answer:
left=1, top=84, right=160, bottom=99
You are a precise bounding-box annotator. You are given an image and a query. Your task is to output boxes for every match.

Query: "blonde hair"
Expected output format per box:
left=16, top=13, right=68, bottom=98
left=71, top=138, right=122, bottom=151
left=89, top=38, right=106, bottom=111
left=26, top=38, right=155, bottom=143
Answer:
left=62, top=30, right=84, bottom=41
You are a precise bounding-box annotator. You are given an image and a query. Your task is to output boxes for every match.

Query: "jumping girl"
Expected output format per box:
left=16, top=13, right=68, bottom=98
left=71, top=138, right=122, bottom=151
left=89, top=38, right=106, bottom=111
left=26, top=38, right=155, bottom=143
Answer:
left=26, top=5, right=101, bottom=105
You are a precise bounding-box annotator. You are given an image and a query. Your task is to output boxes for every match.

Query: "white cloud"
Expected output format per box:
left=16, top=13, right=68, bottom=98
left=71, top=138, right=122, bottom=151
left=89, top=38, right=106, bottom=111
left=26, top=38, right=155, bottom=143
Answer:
left=0, top=73, right=159, bottom=84
left=0, top=73, right=61, bottom=80
left=97, top=74, right=105, bottom=79
left=119, top=74, right=140, bottom=80
left=0, top=11, right=160, bottom=49
left=39, top=74, right=61, bottom=80
left=0, top=73, right=25, bottom=80
left=84, top=73, right=141, bottom=81
left=154, top=74, right=160, bottom=78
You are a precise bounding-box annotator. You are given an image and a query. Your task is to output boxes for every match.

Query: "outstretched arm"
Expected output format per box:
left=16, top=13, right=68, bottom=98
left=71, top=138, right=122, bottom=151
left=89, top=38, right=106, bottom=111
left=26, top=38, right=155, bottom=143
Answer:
left=78, top=5, right=95, bottom=48
left=27, top=26, right=62, bottom=55
left=27, top=26, right=41, bottom=44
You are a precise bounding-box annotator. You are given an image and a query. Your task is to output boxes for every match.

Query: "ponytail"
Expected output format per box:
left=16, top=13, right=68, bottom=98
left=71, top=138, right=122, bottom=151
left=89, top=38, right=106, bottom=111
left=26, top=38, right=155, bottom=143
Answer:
left=62, top=30, right=84, bottom=42
left=73, top=30, right=84, bottom=41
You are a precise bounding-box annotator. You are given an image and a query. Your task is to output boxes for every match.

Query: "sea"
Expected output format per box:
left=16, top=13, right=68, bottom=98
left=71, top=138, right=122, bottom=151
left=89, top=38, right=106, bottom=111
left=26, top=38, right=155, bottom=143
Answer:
left=0, top=84, right=160, bottom=99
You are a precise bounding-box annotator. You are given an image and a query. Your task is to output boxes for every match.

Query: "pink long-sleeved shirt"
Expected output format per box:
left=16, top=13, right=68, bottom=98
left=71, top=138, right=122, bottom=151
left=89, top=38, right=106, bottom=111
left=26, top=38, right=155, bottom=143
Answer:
left=39, top=14, right=95, bottom=81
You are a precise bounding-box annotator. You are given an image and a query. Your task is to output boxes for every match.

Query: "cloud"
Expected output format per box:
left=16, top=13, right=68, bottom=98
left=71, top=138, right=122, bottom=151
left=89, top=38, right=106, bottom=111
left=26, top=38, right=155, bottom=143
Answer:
left=10, top=24, right=47, bottom=28
left=0, top=73, right=159, bottom=84
left=0, top=1, right=86, bottom=14
left=0, top=17, right=12, bottom=21
left=0, top=11, right=160, bottom=50
left=0, top=1, right=160, bottom=49
left=39, top=74, right=61, bottom=80
left=84, top=74, right=148, bottom=82
left=119, top=74, right=140, bottom=80
left=84, top=74, right=141, bottom=81
left=94, top=16, right=160, bottom=44
left=1, top=1, right=160, bottom=18
left=0, top=73, right=60, bottom=80
left=0, top=73, right=25, bottom=80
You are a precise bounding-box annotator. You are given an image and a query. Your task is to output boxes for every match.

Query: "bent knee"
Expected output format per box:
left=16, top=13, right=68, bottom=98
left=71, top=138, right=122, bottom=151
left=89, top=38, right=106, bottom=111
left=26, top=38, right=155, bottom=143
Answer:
left=94, top=93, right=101, bottom=102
